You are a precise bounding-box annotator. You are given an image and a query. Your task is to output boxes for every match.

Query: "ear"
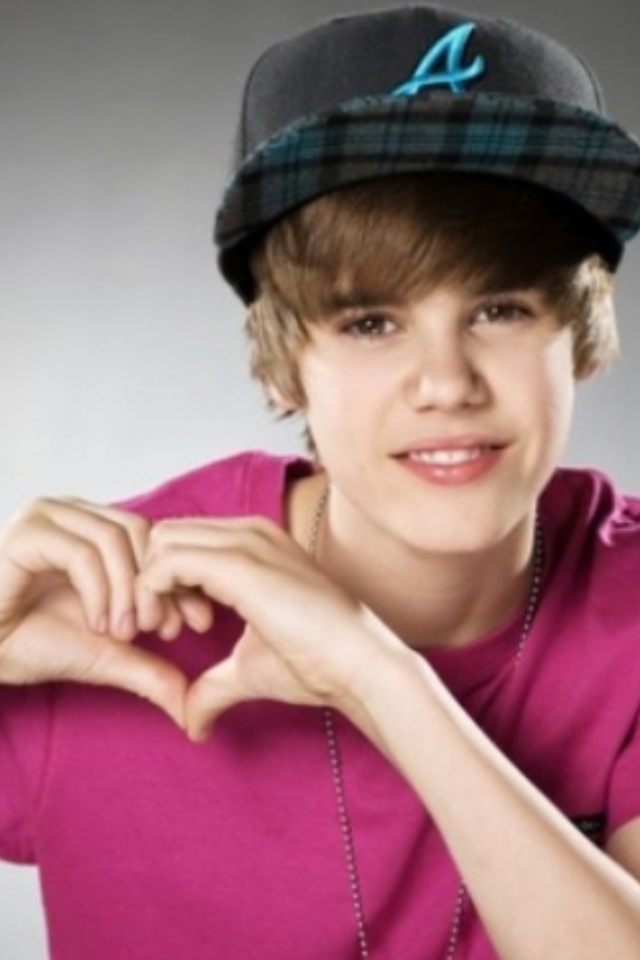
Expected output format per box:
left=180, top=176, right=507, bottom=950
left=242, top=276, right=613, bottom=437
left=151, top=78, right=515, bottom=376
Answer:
left=574, top=358, right=602, bottom=383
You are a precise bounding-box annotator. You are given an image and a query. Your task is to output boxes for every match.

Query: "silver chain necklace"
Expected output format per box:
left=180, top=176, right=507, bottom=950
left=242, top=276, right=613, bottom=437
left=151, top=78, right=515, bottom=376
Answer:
left=307, top=483, right=544, bottom=960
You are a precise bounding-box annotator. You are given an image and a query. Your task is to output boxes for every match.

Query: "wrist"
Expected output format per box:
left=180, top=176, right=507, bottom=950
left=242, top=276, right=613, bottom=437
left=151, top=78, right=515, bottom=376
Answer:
left=329, top=611, right=425, bottom=731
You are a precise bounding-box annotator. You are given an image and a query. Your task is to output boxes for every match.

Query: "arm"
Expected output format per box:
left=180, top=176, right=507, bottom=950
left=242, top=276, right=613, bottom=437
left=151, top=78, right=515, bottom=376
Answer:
left=137, top=514, right=640, bottom=960
left=343, top=641, right=640, bottom=960
left=608, top=821, right=640, bottom=883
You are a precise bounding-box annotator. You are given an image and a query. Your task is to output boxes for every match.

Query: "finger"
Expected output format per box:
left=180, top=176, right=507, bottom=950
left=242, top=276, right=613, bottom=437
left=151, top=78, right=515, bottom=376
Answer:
left=155, top=598, right=183, bottom=641
left=175, top=590, right=214, bottom=634
left=0, top=519, right=113, bottom=635
left=135, top=577, right=176, bottom=636
left=138, top=543, right=260, bottom=617
left=7, top=499, right=150, bottom=640
left=151, top=589, right=215, bottom=642
left=58, top=498, right=150, bottom=565
left=39, top=500, right=151, bottom=639
left=144, top=515, right=295, bottom=564
left=184, top=656, right=246, bottom=741
left=133, top=579, right=198, bottom=641
left=73, top=638, right=188, bottom=730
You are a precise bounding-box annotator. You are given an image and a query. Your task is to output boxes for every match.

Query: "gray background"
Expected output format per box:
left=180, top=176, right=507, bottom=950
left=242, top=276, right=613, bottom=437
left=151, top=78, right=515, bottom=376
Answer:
left=0, top=0, right=638, bottom=955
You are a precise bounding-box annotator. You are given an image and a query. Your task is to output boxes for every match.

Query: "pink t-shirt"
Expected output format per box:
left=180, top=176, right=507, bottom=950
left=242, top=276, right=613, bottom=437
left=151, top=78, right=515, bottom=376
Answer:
left=1, top=451, right=640, bottom=960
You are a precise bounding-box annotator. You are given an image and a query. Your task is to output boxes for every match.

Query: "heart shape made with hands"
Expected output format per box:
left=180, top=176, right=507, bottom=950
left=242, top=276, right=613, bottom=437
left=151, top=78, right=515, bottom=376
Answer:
left=130, top=514, right=359, bottom=740
left=0, top=504, right=361, bottom=743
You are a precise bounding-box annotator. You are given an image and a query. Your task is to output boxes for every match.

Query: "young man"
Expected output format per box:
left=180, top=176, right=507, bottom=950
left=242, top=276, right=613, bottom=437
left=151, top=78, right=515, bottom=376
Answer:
left=1, top=6, right=640, bottom=959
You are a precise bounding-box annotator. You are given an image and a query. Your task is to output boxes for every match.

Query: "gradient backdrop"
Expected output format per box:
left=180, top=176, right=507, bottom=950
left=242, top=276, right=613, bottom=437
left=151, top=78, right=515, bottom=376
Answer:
left=1, top=0, right=639, bottom=955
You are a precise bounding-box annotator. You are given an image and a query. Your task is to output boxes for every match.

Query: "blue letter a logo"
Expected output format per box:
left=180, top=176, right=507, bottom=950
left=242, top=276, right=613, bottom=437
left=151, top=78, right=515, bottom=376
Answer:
left=392, top=22, right=485, bottom=96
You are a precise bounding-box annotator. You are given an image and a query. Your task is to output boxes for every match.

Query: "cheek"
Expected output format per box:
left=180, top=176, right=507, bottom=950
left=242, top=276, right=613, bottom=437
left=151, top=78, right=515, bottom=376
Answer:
left=301, top=358, right=349, bottom=412
left=299, top=353, right=390, bottom=470
left=542, top=333, right=576, bottom=424
left=300, top=352, right=380, bottom=421
left=300, top=357, right=354, bottom=446
left=509, top=331, right=576, bottom=452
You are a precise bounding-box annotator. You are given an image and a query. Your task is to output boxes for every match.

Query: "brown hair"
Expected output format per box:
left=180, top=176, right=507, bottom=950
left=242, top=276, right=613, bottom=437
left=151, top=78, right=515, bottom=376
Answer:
left=248, top=173, right=617, bottom=409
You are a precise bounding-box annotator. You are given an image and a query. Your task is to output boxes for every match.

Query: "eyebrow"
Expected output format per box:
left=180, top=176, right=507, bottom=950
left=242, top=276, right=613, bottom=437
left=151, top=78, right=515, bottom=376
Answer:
left=319, top=282, right=545, bottom=316
left=321, top=291, right=403, bottom=313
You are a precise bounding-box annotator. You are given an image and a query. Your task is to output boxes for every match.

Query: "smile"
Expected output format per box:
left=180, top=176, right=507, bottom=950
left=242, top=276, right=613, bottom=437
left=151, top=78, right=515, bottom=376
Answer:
left=396, top=440, right=506, bottom=486
left=406, top=447, right=489, bottom=465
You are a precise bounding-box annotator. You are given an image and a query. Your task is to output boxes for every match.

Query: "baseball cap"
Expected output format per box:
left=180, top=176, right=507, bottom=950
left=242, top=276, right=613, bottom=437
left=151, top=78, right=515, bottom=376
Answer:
left=214, top=4, right=640, bottom=303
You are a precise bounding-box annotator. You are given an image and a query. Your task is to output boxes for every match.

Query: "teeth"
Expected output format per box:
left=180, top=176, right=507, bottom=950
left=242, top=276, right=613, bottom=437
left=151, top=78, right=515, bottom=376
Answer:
left=407, top=448, right=485, bottom=465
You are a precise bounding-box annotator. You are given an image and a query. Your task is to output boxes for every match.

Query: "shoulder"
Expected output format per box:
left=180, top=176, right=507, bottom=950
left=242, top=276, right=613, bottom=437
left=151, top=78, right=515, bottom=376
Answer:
left=115, top=450, right=313, bottom=524
left=538, top=466, right=640, bottom=651
left=542, top=467, right=640, bottom=564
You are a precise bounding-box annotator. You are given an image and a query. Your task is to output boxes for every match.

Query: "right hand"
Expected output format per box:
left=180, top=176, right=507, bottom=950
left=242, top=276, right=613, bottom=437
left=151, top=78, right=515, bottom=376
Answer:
left=0, top=498, right=212, bottom=727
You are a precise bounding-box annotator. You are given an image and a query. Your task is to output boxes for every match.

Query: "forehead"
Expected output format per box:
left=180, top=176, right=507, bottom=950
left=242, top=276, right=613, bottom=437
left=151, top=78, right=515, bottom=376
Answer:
left=255, top=174, right=592, bottom=322
left=312, top=269, right=547, bottom=315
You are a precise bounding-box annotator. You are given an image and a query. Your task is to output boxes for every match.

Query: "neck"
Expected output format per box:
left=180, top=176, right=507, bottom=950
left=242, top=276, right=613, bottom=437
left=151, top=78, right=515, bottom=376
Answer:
left=295, top=473, right=539, bottom=651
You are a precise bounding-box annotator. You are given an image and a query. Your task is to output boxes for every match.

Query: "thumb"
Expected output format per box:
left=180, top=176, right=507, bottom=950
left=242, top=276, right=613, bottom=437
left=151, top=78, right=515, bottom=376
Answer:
left=184, top=655, right=247, bottom=742
left=70, top=640, right=189, bottom=731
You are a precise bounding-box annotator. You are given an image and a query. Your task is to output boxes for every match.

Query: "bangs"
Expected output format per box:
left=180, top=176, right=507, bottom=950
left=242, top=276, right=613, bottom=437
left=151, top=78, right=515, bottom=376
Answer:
left=252, top=173, right=602, bottom=319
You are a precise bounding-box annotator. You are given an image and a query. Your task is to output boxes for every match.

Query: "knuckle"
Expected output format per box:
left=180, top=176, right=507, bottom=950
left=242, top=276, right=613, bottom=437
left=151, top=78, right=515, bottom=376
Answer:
left=240, top=515, right=283, bottom=550
left=2, top=500, right=57, bottom=542
left=13, top=496, right=57, bottom=522
left=247, top=514, right=278, bottom=535
left=55, top=495, right=88, bottom=507
left=146, top=521, right=169, bottom=553
left=70, top=540, right=101, bottom=571
left=94, top=521, right=132, bottom=557
left=126, top=512, right=151, bottom=541
left=31, top=495, right=60, bottom=510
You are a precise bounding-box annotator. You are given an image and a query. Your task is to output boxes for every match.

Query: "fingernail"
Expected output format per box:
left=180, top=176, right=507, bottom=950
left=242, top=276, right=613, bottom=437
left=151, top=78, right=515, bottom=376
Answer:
left=159, top=620, right=180, bottom=642
left=186, top=607, right=211, bottom=633
left=118, top=610, right=137, bottom=639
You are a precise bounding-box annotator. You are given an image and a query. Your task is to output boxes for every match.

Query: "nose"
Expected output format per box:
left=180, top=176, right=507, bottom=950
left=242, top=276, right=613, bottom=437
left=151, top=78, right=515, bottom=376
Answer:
left=405, top=327, right=487, bottom=412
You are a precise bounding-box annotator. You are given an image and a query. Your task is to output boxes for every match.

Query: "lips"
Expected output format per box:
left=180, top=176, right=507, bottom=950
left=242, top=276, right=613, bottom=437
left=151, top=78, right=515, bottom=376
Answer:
left=394, top=436, right=507, bottom=485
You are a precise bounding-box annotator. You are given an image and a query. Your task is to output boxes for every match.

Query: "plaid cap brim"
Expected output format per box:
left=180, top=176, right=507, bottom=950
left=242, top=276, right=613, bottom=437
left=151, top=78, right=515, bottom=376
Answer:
left=215, top=92, right=640, bottom=303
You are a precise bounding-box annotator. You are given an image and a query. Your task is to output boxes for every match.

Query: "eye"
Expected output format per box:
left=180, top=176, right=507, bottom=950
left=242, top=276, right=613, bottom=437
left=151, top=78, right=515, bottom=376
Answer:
left=473, top=299, right=534, bottom=325
left=341, top=313, right=399, bottom=338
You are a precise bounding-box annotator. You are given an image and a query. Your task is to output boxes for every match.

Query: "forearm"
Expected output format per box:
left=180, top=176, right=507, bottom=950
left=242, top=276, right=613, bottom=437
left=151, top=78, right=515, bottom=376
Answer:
left=339, top=637, right=640, bottom=960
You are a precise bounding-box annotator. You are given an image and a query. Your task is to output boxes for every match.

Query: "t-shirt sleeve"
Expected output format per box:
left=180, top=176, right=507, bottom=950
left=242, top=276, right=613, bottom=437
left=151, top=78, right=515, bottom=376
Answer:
left=0, top=684, right=54, bottom=863
left=606, top=704, right=640, bottom=839
left=116, top=451, right=306, bottom=525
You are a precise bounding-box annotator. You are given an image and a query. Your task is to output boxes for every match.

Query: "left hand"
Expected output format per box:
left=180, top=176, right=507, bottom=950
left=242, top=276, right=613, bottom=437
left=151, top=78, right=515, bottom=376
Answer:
left=137, top=515, right=394, bottom=740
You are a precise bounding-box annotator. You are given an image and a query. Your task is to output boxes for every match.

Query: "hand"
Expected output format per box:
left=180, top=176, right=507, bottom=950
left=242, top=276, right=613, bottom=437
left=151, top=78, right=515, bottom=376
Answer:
left=0, top=498, right=212, bottom=726
left=137, top=515, right=396, bottom=740
left=0, top=501, right=396, bottom=739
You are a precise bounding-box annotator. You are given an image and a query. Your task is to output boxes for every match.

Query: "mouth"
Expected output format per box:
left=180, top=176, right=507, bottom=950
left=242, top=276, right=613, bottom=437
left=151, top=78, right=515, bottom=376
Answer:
left=404, top=446, right=495, bottom=466
left=394, top=438, right=507, bottom=485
